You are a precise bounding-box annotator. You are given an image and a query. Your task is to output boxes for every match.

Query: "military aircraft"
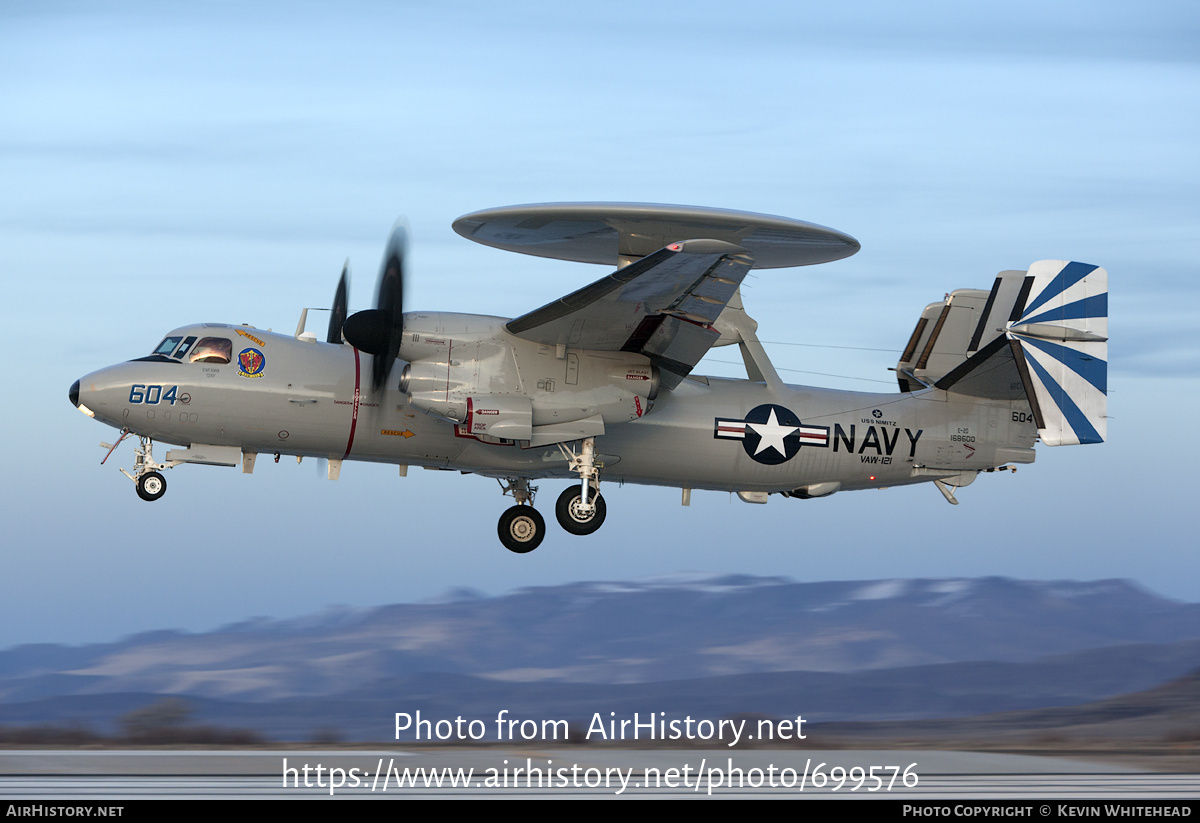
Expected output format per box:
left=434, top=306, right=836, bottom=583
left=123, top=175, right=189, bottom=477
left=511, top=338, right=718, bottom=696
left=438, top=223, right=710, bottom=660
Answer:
left=69, top=203, right=1108, bottom=552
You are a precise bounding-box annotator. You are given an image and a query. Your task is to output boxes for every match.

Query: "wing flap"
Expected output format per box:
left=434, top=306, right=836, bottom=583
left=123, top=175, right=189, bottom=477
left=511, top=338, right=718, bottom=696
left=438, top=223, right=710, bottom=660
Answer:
left=507, top=240, right=754, bottom=388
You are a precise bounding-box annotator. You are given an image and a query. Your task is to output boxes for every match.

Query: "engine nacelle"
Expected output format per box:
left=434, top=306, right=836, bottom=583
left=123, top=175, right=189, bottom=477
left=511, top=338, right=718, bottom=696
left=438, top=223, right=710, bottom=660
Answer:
left=401, top=356, right=476, bottom=424
left=396, top=312, right=662, bottom=444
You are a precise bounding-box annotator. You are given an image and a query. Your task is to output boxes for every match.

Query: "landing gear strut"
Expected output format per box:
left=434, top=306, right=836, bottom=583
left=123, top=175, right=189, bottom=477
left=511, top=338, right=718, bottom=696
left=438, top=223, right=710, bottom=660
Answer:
left=497, top=477, right=543, bottom=553
left=556, top=437, right=607, bottom=536
left=117, top=435, right=172, bottom=502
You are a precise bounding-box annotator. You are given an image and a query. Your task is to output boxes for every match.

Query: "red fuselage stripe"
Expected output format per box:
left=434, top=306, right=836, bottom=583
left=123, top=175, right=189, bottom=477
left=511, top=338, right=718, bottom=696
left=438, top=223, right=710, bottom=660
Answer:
left=343, top=348, right=361, bottom=459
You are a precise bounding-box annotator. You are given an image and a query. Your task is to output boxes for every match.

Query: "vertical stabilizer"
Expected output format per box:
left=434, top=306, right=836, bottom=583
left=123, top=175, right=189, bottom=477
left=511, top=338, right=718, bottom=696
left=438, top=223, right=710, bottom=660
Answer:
left=929, top=260, right=1108, bottom=446
left=1006, top=260, right=1108, bottom=446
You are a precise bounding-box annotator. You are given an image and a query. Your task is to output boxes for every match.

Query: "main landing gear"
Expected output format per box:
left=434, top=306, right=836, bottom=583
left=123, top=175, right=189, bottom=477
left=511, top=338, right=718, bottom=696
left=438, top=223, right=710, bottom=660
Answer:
left=555, top=486, right=606, bottom=535
left=495, top=437, right=608, bottom=553
left=498, top=505, right=545, bottom=553
left=497, top=477, right=543, bottom=553
left=555, top=436, right=606, bottom=534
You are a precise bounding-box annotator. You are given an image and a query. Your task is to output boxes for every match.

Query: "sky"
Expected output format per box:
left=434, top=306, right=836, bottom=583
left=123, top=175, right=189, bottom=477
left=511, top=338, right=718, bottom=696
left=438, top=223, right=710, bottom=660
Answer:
left=1, top=0, right=1197, bottom=648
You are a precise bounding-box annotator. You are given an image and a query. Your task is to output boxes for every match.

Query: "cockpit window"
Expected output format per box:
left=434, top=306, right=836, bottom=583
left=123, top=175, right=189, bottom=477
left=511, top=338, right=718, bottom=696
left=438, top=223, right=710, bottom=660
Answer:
left=154, top=337, right=183, bottom=356
left=172, top=336, right=197, bottom=359
left=189, top=337, right=232, bottom=364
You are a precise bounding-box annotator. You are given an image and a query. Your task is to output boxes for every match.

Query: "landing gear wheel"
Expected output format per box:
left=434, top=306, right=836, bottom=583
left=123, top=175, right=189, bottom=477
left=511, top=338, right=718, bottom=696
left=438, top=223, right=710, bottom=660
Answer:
left=555, top=487, right=606, bottom=536
left=498, top=505, right=545, bottom=553
left=136, top=471, right=166, bottom=502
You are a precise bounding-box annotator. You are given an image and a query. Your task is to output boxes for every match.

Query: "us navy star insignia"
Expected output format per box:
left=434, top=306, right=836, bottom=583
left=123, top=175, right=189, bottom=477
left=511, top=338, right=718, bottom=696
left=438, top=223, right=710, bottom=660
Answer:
left=714, top=404, right=830, bottom=465
left=748, top=408, right=796, bottom=457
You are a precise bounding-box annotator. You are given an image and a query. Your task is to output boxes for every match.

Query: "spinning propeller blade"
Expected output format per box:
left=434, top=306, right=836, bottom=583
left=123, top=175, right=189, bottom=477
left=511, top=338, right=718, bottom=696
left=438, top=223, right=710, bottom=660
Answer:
left=326, top=260, right=350, bottom=345
left=342, top=221, right=408, bottom=391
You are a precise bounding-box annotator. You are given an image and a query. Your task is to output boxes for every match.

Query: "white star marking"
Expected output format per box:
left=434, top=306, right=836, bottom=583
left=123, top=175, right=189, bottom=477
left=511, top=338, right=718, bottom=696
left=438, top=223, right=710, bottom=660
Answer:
left=747, top=408, right=799, bottom=457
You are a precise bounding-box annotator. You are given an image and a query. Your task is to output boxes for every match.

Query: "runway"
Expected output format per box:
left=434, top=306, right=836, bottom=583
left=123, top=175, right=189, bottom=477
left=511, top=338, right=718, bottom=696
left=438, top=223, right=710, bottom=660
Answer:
left=2, top=749, right=1198, bottom=799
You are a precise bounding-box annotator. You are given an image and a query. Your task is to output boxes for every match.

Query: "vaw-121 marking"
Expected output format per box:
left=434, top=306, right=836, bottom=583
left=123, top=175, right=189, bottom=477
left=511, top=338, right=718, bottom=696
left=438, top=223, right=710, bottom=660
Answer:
left=69, top=203, right=1107, bottom=552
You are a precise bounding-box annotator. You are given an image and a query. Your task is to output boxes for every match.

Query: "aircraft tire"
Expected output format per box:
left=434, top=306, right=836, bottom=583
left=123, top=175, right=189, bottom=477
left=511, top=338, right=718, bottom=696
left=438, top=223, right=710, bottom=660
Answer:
left=555, top=487, right=606, bottom=536
left=136, top=471, right=167, bottom=502
left=498, top=505, right=545, bottom=553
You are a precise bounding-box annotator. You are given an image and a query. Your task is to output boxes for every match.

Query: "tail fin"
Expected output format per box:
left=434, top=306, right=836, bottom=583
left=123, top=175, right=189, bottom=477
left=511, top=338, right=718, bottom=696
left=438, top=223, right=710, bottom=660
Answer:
left=1005, top=260, right=1108, bottom=445
left=899, top=261, right=1108, bottom=446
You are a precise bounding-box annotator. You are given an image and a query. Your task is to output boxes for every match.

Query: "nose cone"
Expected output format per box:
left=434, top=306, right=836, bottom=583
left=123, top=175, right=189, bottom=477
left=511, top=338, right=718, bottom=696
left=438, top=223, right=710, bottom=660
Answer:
left=69, top=379, right=80, bottom=408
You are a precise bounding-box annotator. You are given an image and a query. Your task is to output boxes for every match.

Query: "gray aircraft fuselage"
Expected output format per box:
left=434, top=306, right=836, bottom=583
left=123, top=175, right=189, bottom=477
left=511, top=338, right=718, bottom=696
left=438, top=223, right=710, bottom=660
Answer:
left=73, top=315, right=1036, bottom=497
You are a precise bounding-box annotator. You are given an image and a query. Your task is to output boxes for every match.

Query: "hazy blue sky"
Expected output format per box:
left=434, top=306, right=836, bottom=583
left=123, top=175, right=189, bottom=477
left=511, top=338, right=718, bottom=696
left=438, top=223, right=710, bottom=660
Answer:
left=2, top=0, right=1197, bottom=647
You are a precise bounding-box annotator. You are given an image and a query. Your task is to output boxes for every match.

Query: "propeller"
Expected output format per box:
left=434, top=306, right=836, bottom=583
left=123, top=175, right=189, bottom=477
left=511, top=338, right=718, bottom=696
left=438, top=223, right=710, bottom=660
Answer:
left=342, top=220, right=409, bottom=391
left=326, top=260, right=350, bottom=345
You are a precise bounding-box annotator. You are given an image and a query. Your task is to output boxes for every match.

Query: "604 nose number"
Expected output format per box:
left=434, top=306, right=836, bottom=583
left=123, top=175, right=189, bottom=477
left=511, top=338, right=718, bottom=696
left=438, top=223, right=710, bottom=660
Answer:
left=129, top=384, right=180, bottom=405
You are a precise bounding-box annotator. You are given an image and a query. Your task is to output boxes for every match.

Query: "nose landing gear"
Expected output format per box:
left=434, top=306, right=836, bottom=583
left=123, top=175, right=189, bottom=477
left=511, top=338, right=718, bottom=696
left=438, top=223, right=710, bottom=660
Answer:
left=136, top=471, right=167, bottom=501
left=110, top=434, right=173, bottom=502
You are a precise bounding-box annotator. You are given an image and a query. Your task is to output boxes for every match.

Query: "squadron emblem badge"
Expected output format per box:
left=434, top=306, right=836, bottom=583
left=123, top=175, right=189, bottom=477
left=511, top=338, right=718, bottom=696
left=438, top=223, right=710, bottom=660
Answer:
left=238, top=347, right=265, bottom=378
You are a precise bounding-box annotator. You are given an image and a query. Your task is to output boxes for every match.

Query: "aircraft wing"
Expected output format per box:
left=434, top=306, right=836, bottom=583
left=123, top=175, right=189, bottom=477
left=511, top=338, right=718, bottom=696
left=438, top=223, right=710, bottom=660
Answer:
left=506, top=239, right=753, bottom=389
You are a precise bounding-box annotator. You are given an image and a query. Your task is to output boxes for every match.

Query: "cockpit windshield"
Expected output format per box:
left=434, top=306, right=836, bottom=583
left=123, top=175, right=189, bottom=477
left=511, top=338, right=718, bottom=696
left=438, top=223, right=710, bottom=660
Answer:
left=173, top=337, right=197, bottom=359
left=154, top=337, right=183, bottom=356
left=147, top=334, right=230, bottom=364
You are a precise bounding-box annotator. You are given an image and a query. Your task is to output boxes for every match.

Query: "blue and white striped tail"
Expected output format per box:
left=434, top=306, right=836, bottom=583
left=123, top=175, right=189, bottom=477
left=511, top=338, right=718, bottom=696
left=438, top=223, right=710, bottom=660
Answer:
left=1006, top=260, right=1108, bottom=446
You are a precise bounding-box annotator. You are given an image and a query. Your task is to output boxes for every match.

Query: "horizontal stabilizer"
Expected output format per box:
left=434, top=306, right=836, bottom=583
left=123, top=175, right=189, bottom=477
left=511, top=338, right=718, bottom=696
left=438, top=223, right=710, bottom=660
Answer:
left=896, top=287, right=995, bottom=391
